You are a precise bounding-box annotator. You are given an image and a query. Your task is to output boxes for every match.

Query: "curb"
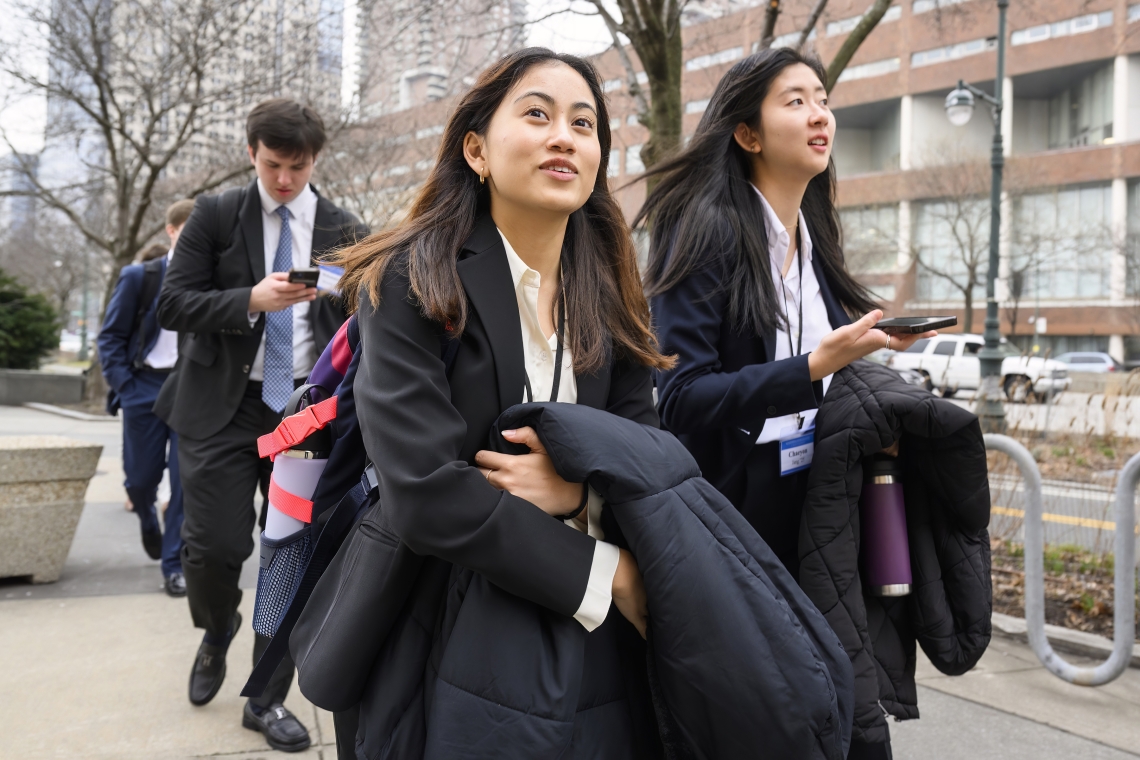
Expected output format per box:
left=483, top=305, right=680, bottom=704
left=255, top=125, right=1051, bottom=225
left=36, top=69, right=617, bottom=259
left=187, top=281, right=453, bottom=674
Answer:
left=992, top=612, right=1140, bottom=669
left=22, top=402, right=117, bottom=422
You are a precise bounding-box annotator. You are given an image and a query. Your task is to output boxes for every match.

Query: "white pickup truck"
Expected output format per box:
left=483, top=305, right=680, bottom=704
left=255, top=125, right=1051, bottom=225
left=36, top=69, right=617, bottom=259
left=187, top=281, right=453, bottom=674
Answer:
left=885, top=333, right=1070, bottom=402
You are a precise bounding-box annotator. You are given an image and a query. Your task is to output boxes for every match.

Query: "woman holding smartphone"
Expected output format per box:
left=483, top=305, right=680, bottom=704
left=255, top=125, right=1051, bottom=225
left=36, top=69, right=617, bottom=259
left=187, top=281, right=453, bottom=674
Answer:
left=333, top=48, right=673, bottom=757
left=642, top=50, right=933, bottom=603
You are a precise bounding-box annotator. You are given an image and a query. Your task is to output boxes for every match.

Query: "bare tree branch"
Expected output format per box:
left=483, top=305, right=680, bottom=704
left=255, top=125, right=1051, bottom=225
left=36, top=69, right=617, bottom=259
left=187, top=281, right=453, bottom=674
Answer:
left=796, top=0, right=829, bottom=50
left=759, top=0, right=782, bottom=49
left=825, top=0, right=892, bottom=89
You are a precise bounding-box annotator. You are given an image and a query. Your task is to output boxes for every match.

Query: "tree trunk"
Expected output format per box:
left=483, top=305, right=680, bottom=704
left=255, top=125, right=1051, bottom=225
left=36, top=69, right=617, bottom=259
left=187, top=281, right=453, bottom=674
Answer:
left=962, top=289, right=974, bottom=333
left=639, top=22, right=684, bottom=182
left=759, top=0, right=782, bottom=48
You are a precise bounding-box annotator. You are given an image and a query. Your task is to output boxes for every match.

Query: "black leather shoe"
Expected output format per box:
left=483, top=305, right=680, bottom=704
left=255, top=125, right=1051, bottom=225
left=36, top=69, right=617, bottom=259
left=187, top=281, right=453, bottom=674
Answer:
left=243, top=701, right=311, bottom=752
left=141, top=527, right=162, bottom=560
left=188, top=611, right=241, bottom=706
left=164, top=572, right=186, bottom=597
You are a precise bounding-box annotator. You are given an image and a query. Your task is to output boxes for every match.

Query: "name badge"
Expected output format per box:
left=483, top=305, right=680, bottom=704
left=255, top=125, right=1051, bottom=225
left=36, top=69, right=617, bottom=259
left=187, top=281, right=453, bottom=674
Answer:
left=779, top=425, right=814, bottom=476
left=317, top=264, right=344, bottom=295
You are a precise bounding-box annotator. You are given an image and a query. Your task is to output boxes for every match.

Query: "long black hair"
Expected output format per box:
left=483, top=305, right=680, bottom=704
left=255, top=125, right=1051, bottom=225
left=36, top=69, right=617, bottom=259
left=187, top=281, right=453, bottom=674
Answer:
left=336, top=48, right=671, bottom=373
left=636, top=48, right=876, bottom=336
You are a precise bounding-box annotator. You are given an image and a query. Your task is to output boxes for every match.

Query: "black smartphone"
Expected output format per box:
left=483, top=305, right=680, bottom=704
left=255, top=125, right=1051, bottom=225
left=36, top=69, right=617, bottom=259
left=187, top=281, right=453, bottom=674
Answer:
left=287, top=268, right=320, bottom=287
left=876, top=316, right=957, bottom=334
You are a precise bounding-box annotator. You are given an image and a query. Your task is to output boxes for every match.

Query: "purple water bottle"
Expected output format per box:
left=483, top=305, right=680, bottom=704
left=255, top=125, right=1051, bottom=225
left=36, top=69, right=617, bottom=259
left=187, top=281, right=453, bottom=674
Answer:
left=860, top=454, right=912, bottom=597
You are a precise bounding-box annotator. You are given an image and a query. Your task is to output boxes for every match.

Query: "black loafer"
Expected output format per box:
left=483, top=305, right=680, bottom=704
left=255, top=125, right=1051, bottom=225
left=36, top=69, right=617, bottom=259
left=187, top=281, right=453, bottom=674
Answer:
left=141, top=527, right=162, bottom=560
left=164, top=572, right=186, bottom=597
left=243, top=701, right=311, bottom=752
left=188, top=611, right=241, bottom=706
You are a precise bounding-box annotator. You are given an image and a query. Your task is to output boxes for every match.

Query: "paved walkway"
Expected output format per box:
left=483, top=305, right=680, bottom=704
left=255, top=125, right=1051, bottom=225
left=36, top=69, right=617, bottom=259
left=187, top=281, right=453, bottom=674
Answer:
left=1, top=404, right=1138, bottom=759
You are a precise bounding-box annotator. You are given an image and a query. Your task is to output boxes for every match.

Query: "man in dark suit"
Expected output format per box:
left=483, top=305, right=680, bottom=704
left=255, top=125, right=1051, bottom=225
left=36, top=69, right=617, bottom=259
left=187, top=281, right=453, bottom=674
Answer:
left=155, top=98, right=366, bottom=753
left=98, top=199, right=196, bottom=597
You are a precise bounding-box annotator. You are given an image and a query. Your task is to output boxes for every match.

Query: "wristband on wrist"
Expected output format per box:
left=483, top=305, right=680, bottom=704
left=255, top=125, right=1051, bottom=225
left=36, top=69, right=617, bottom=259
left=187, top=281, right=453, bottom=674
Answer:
left=555, top=482, right=590, bottom=522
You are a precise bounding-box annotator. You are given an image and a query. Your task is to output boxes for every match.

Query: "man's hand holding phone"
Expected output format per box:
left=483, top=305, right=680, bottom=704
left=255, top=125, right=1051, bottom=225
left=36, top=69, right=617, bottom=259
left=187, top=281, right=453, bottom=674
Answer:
left=249, top=271, right=317, bottom=313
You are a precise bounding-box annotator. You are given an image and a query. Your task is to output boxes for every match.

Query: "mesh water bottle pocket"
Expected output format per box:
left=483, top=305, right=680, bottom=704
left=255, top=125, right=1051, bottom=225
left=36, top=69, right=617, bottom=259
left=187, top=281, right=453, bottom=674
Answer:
left=253, top=529, right=314, bottom=637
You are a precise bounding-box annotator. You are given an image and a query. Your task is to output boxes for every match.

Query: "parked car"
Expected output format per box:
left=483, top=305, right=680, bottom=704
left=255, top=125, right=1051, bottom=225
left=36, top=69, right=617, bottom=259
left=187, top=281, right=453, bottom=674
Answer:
left=886, top=333, right=1070, bottom=402
left=1054, top=352, right=1122, bottom=374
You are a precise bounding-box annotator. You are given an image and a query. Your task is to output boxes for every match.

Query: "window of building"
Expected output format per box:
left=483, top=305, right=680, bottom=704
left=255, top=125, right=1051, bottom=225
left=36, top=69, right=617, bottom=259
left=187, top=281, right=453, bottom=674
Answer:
left=415, top=125, right=443, bottom=140
left=626, top=144, right=644, bottom=175
left=1130, top=4, right=1140, bottom=23
left=685, top=98, right=710, bottom=114
left=1045, top=65, right=1113, bottom=149
left=608, top=148, right=621, bottom=178
left=913, top=198, right=989, bottom=303
left=627, top=113, right=640, bottom=126
left=1011, top=12, right=1113, bottom=45
left=840, top=205, right=899, bottom=273
left=1124, top=180, right=1140, bottom=296
left=913, top=0, right=969, bottom=14
left=609, top=117, right=621, bottom=130
left=1012, top=184, right=1113, bottom=300
left=603, top=79, right=622, bottom=93
left=686, top=46, right=744, bottom=72
left=826, top=5, right=900, bottom=36
left=763, top=29, right=817, bottom=50
left=836, top=57, right=900, bottom=83
left=911, top=38, right=994, bottom=68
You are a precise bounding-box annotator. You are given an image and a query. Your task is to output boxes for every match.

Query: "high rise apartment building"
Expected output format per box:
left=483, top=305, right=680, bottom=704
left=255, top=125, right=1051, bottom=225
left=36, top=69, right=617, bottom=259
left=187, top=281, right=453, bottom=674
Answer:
left=355, top=0, right=527, bottom=116
left=364, top=0, right=1140, bottom=362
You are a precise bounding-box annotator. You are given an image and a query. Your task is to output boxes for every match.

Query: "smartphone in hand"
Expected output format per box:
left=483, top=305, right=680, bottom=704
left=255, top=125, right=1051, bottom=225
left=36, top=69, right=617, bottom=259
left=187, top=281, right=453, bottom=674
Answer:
left=876, top=316, right=957, bottom=335
left=287, top=268, right=320, bottom=288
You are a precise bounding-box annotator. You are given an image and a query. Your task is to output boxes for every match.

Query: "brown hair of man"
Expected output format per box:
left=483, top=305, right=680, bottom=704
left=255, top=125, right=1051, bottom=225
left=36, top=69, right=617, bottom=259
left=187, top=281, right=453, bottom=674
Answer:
left=165, top=199, right=196, bottom=229
left=136, top=243, right=169, bottom=263
left=246, top=98, right=326, bottom=158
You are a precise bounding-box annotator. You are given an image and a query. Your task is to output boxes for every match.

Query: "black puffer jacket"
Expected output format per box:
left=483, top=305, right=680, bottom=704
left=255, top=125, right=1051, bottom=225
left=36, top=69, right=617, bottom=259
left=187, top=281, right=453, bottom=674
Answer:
left=798, top=361, right=992, bottom=747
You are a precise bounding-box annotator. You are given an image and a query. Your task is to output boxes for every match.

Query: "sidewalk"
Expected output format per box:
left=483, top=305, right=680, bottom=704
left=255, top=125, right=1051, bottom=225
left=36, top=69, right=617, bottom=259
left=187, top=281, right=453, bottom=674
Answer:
left=1, top=404, right=1138, bottom=759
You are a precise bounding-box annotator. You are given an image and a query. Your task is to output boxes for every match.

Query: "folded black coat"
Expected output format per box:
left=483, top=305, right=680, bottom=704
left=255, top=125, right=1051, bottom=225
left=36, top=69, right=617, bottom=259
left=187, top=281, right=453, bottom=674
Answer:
left=340, top=401, right=856, bottom=760
left=798, top=361, right=993, bottom=747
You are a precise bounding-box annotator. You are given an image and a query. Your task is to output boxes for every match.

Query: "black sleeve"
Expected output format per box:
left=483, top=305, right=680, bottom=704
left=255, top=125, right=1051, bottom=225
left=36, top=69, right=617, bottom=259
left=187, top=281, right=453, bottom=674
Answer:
left=605, top=355, right=659, bottom=429
left=652, top=257, right=821, bottom=437
left=157, top=195, right=257, bottom=335
left=354, top=270, right=597, bottom=618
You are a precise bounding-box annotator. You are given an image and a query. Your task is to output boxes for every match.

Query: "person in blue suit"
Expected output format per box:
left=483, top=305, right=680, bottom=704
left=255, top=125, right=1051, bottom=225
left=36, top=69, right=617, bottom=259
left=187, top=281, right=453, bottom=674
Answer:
left=98, top=199, right=196, bottom=597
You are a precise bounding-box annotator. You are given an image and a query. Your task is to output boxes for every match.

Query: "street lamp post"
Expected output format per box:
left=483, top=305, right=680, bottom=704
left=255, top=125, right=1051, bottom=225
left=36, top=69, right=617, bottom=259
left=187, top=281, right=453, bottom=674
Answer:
left=943, top=0, right=1008, bottom=432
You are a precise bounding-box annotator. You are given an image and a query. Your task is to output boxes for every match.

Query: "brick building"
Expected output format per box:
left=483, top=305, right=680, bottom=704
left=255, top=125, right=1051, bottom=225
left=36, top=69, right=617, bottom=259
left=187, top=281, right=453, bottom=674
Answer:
left=353, top=0, right=1140, bottom=361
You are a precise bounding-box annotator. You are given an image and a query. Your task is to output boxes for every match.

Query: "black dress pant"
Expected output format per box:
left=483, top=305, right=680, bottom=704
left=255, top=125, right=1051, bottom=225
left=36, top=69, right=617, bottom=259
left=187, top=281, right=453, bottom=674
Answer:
left=178, top=379, right=294, bottom=707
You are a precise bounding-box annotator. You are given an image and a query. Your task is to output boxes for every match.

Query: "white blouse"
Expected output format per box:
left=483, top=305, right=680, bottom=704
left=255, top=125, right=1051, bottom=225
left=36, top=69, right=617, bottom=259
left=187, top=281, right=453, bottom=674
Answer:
left=752, top=187, right=835, bottom=443
left=499, top=230, right=619, bottom=633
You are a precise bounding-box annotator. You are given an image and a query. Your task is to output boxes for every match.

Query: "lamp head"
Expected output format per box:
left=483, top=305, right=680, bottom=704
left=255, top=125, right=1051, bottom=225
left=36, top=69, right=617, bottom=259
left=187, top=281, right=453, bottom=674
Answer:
left=945, top=87, right=975, bottom=127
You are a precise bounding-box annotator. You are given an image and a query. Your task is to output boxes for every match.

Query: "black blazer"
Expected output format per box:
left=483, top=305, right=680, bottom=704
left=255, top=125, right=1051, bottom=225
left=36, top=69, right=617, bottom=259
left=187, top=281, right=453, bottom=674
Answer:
left=355, top=212, right=659, bottom=620
left=154, top=180, right=367, bottom=439
left=652, top=241, right=851, bottom=502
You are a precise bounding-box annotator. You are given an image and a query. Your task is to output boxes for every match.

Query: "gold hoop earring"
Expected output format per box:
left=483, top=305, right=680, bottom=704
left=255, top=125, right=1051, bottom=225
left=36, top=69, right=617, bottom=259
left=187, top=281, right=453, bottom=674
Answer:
left=479, top=168, right=485, bottom=185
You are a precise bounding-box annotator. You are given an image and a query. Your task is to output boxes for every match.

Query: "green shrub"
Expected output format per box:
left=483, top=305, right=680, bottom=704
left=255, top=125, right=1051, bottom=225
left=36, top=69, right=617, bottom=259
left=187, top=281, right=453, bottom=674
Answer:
left=0, top=269, right=59, bottom=369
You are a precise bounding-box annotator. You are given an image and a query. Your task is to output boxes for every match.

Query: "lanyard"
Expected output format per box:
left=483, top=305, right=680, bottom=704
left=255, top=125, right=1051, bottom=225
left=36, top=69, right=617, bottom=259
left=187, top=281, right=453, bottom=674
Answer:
left=777, top=227, right=804, bottom=361
left=523, top=303, right=566, bottom=403
left=778, top=228, right=806, bottom=431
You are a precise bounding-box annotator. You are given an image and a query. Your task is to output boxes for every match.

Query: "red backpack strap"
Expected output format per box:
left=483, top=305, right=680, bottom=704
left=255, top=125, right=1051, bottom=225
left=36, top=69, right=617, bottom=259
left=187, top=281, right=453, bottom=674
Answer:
left=257, top=396, right=339, bottom=461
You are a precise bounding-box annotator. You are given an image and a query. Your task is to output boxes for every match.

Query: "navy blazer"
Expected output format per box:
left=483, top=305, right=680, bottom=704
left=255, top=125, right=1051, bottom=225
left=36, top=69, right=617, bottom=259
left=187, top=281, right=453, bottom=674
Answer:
left=652, top=244, right=851, bottom=501
left=97, top=257, right=167, bottom=410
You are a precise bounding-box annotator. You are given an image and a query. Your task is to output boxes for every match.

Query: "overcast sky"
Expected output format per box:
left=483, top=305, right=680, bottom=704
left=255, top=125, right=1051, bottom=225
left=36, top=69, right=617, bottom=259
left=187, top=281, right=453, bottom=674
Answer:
left=1, top=0, right=614, bottom=157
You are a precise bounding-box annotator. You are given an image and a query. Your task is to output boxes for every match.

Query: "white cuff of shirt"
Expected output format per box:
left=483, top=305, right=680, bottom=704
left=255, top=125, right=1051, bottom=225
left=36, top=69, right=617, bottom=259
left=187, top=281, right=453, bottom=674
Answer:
left=248, top=311, right=260, bottom=327
left=568, top=486, right=617, bottom=631
left=572, top=539, right=619, bottom=632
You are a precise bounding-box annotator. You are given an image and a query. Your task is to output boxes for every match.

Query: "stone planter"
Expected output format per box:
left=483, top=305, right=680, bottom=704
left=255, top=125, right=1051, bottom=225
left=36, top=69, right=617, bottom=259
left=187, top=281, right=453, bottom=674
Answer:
left=0, top=436, right=102, bottom=583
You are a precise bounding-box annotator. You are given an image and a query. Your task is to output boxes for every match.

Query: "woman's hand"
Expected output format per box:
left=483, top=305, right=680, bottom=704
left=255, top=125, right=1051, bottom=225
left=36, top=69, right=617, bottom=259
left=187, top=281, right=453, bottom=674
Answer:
left=475, top=427, right=582, bottom=515
left=612, top=548, right=647, bottom=639
left=807, top=310, right=937, bottom=382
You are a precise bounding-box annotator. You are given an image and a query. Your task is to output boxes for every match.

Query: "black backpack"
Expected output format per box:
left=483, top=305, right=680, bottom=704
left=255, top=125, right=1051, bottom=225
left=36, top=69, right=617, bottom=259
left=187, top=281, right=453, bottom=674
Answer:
left=242, top=316, right=459, bottom=697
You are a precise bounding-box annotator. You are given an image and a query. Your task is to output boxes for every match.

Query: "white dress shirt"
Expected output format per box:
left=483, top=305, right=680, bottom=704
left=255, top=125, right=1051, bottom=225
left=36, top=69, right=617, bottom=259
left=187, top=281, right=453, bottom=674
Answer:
left=143, top=248, right=179, bottom=369
left=753, top=187, right=834, bottom=444
left=500, top=230, right=620, bottom=633
left=248, top=179, right=318, bottom=381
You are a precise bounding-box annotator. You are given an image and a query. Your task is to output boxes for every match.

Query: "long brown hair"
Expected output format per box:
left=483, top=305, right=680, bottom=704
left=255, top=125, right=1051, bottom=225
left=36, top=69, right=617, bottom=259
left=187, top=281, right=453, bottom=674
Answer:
left=335, top=48, right=671, bottom=374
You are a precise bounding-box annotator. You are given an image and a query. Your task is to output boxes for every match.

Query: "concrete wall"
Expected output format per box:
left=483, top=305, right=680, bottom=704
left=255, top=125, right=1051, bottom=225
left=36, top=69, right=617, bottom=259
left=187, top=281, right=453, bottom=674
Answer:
left=0, top=370, right=85, bottom=406
left=911, top=92, right=994, bottom=167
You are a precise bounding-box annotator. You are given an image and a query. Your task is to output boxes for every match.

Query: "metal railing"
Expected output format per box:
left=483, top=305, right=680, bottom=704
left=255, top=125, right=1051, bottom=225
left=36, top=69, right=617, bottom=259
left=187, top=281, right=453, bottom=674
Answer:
left=984, top=434, right=1137, bottom=685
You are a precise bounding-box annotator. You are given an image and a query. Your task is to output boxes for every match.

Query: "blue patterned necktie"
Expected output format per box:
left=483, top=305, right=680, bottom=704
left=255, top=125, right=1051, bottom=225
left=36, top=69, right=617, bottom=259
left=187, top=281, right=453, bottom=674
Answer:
left=262, top=205, right=294, bottom=413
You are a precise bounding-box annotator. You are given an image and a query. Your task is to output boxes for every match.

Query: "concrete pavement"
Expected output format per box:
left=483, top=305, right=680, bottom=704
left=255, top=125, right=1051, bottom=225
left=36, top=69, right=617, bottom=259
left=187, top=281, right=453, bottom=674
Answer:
left=1, top=404, right=1138, bottom=759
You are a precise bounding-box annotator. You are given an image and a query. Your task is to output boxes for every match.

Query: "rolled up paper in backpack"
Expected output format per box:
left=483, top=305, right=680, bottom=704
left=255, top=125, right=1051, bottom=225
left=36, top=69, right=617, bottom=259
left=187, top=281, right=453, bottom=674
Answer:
left=257, top=391, right=338, bottom=539
left=265, top=454, right=329, bottom=539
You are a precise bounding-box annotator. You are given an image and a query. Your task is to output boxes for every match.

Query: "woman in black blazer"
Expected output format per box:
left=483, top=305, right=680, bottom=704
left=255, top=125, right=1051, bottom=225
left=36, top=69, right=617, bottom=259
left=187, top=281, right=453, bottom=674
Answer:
left=641, top=48, right=933, bottom=760
left=332, top=49, right=673, bottom=758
